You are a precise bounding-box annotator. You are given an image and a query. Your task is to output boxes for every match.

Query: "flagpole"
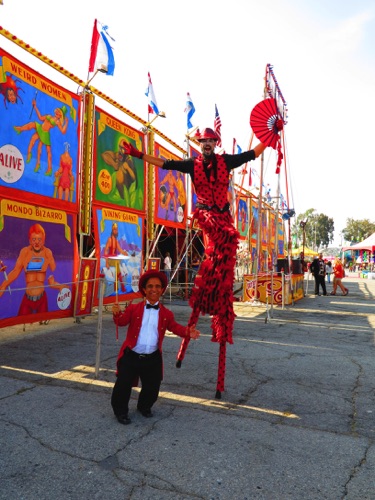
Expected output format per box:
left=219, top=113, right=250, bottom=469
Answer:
left=143, top=110, right=166, bottom=269
left=274, top=168, right=281, bottom=272
left=85, top=68, right=101, bottom=88
left=184, top=129, right=191, bottom=299
left=253, top=80, right=268, bottom=297
left=184, top=93, right=196, bottom=293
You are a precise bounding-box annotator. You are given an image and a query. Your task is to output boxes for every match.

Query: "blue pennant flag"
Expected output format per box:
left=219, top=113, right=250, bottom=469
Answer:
left=185, top=92, right=195, bottom=129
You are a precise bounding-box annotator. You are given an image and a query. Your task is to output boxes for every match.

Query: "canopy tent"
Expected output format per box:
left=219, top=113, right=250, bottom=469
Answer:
left=342, top=233, right=375, bottom=252
left=291, top=246, right=317, bottom=257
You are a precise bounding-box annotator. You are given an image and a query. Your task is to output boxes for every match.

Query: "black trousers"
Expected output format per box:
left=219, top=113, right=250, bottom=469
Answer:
left=111, top=348, right=162, bottom=416
left=314, top=275, right=326, bottom=295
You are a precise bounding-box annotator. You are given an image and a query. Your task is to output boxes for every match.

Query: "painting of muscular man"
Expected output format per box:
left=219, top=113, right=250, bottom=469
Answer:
left=159, top=170, right=177, bottom=221
left=0, top=223, right=64, bottom=315
left=101, top=139, right=138, bottom=203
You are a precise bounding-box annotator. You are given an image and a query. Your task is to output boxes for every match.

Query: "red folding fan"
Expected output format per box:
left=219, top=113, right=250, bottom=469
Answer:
left=250, top=98, right=283, bottom=149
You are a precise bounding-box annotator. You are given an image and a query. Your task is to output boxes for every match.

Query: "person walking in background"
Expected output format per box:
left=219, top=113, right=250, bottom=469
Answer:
left=330, top=257, right=348, bottom=296
left=325, top=260, right=333, bottom=284
left=310, top=253, right=327, bottom=296
left=163, top=251, right=172, bottom=282
left=111, top=270, right=200, bottom=424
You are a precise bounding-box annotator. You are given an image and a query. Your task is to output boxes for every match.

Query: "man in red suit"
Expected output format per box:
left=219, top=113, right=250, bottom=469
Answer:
left=111, top=270, right=200, bottom=424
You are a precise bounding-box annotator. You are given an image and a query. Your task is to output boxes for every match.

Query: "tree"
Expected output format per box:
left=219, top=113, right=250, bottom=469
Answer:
left=292, top=209, right=334, bottom=250
left=342, top=219, right=375, bottom=243
left=315, top=214, right=334, bottom=248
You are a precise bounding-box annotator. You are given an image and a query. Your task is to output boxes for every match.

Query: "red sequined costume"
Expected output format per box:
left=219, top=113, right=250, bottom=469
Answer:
left=163, top=149, right=256, bottom=345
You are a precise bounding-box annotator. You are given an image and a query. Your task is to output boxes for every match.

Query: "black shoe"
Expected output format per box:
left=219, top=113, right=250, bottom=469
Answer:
left=116, top=414, right=131, bottom=425
left=137, top=408, right=153, bottom=418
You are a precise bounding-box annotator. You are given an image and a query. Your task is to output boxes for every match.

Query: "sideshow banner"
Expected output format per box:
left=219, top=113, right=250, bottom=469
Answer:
left=189, top=145, right=199, bottom=213
left=261, top=207, right=268, bottom=250
left=269, top=211, right=276, bottom=252
left=93, top=206, right=143, bottom=303
left=228, top=178, right=235, bottom=217
left=278, top=217, right=285, bottom=258
left=0, top=49, right=80, bottom=207
left=250, top=198, right=259, bottom=248
left=74, top=258, right=97, bottom=317
left=94, top=107, right=145, bottom=212
left=154, top=143, right=185, bottom=228
left=269, top=211, right=276, bottom=266
left=243, top=274, right=304, bottom=304
left=237, top=196, right=248, bottom=239
left=0, top=198, right=76, bottom=327
left=237, top=241, right=250, bottom=279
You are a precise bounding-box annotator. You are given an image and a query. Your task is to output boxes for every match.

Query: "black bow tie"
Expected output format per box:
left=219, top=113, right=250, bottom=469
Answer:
left=146, top=303, right=159, bottom=310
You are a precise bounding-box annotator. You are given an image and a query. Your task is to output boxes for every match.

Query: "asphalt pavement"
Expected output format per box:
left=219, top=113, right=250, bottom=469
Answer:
left=1, top=275, right=375, bottom=500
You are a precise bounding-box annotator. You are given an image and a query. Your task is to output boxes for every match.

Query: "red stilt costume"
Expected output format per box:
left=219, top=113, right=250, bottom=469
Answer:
left=171, top=129, right=249, bottom=398
left=122, top=119, right=282, bottom=398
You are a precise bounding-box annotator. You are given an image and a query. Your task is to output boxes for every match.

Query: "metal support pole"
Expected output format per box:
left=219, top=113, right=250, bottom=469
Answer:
left=95, top=275, right=106, bottom=379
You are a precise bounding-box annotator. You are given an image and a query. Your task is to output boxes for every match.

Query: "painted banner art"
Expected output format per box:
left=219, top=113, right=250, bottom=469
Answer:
left=154, top=142, right=185, bottom=228
left=0, top=199, right=77, bottom=327
left=237, top=196, right=249, bottom=239
left=0, top=48, right=80, bottom=207
left=93, top=207, right=143, bottom=304
left=94, top=107, right=145, bottom=212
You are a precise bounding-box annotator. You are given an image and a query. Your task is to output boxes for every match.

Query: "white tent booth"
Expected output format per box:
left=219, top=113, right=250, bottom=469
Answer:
left=342, top=233, right=375, bottom=277
left=342, top=232, right=375, bottom=253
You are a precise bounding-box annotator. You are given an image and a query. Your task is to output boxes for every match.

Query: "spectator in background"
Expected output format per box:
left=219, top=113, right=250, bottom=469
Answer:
left=163, top=252, right=172, bottom=283
left=325, top=260, right=333, bottom=284
left=192, top=253, right=200, bottom=272
left=330, top=257, right=348, bottom=296
left=310, top=253, right=327, bottom=296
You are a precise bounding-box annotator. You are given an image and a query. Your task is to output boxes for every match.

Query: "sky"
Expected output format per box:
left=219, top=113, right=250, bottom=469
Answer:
left=1, top=0, right=374, bottom=245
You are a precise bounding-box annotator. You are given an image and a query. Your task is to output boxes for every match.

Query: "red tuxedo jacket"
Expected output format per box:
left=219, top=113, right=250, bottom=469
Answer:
left=114, top=301, right=189, bottom=366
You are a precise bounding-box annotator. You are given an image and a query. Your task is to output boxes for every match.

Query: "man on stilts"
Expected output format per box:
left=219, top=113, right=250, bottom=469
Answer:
left=122, top=123, right=281, bottom=398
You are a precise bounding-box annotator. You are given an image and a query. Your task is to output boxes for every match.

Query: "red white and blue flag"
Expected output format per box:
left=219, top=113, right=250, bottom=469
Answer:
left=145, top=72, right=159, bottom=115
left=185, top=92, right=195, bottom=129
left=214, top=104, right=222, bottom=147
left=232, top=138, right=242, bottom=155
left=280, top=193, right=288, bottom=211
left=88, top=19, right=115, bottom=75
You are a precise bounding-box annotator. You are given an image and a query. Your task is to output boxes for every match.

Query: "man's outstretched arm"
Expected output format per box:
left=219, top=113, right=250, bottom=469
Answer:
left=122, top=140, right=165, bottom=168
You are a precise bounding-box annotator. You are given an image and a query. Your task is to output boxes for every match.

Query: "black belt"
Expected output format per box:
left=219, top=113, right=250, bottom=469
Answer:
left=196, top=202, right=230, bottom=213
left=125, top=347, right=160, bottom=359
